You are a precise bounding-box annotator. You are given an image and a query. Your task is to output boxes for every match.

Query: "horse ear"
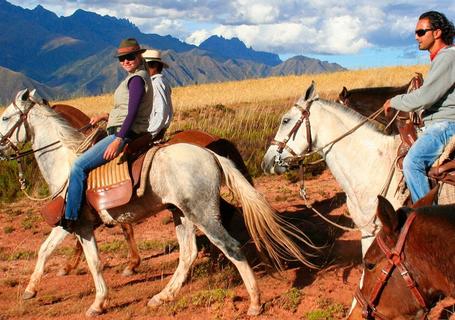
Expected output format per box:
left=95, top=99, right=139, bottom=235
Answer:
left=340, top=87, right=348, bottom=98
left=304, top=81, right=318, bottom=101
left=376, top=195, right=400, bottom=235
left=28, top=89, right=44, bottom=105
left=19, top=89, right=30, bottom=101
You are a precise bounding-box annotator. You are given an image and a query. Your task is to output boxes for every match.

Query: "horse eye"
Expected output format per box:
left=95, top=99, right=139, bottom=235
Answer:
left=2, top=116, right=9, bottom=121
left=364, top=261, right=376, bottom=270
left=282, top=118, right=290, bottom=124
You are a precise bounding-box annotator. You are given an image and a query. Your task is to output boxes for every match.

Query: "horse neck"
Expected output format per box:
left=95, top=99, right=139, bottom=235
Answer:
left=409, top=211, right=455, bottom=295
left=28, top=107, right=80, bottom=193
left=310, top=101, right=398, bottom=199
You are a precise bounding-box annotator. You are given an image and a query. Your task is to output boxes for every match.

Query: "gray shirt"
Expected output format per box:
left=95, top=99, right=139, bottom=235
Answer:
left=391, top=46, right=455, bottom=125
left=147, top=74, right=173, bottom=138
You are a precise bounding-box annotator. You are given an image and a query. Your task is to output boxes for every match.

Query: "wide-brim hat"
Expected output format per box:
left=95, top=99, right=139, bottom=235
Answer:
left=116, top=38, right=146, bottom=57
left=143, top=49, right=169, bottom=68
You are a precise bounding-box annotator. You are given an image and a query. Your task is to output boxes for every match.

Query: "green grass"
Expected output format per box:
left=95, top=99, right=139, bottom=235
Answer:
left=3, top=226, right=15, bottom=234
left=0, top=156, right=48, bottom=203
left=21, top=213, right=41, bottom=230
left=3, top=250, right=36, bottom=261
left=99, top=240, right=127, bottom=253
left=304, top=298, right=346, bottom=320
left=138, top=239, right=177, bottom=252
left=167, top=288, right=235, bottom=314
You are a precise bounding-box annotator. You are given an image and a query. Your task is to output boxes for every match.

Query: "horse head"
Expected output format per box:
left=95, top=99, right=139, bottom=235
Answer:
left=262, top=81, right=318, bottom=174
left=350, top=195, right=435, bottom=319
left=0, top=89, right=47, bottom=158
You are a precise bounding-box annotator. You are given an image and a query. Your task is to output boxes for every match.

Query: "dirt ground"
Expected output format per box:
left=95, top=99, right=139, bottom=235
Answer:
left=0, top=170, right=365, bottom=320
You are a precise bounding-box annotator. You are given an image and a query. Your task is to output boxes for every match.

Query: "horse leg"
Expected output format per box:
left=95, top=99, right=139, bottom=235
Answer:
left=196, top=220, right=261, bottom=316
left=23, top=227, right=70, bottom=299
left=57, top=238, right=83, bottom=276
left=120, top=223, right=141, bottom=276
left=148, top=209, right=198, bottom=307
left=75, top=225, right=108, bottom=317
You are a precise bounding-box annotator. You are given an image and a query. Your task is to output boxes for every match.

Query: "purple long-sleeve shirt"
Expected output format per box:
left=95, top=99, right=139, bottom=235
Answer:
left=116, top=76, right=145, bottom=139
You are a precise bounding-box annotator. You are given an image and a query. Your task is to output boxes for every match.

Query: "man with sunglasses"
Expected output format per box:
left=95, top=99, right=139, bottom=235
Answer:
left=61, top=38, right=154, bottom=230
left=383, top=11, right=455, bottom=204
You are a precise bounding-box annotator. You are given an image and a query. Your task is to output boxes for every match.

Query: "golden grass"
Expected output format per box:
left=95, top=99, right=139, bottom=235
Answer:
left=0, top=65, right=429, bottom=200
left=52, top=64, right=428, bottom=114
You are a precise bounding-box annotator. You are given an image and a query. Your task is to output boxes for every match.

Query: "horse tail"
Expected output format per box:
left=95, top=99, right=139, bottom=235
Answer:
left=213, top=153, right=321, bottom=270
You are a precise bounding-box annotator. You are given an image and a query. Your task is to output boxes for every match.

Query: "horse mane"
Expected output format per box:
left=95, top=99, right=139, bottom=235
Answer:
left=346, top=84, right=408, bottom=96
left=35, top=104, right=86, bottom=152
left=319, top=98, right=388, bottom=134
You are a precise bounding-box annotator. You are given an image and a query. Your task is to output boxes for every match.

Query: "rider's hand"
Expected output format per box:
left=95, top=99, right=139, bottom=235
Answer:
left=104, top=137, right=123, bottom=160
left=90, top=113, right=109, bottom=126
left=383, top=99, right=392, bottom=116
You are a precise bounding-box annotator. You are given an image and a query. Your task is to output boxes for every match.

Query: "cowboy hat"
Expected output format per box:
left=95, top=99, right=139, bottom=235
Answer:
left=116, top=38, right=146, bottom=57
left=143, top=49, right=169, bottom=68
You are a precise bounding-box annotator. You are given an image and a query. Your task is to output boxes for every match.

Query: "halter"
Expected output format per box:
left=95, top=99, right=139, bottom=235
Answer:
left=355, top=212, right=429, bottom=320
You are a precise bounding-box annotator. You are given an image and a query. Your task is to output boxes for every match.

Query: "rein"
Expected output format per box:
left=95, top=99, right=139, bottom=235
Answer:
left=354, top=212, right=429, bottom=320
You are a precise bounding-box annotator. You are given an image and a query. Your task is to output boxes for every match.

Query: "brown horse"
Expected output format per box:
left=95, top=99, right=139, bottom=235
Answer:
left=349, top=196, right=455, bottom=319
left=338, top=73, right=423, bottom=134
left=52, top=104, right=252, bottom=276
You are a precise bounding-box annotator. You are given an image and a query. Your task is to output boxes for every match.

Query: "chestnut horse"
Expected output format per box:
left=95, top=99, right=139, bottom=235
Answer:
left=338, top=73, right=423, bottom=134
left=52, top=104, right=252, bottom=276
left=349, top=196, right=455, bottom=319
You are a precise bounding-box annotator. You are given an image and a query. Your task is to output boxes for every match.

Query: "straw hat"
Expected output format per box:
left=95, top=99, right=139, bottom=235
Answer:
left=116, top=38, right=146, bottom=57
left=143, top=49, right=169, bottom=68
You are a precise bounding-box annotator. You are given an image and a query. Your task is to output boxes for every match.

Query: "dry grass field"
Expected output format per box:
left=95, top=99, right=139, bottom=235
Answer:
left=0, top=64, right=428, bottom=201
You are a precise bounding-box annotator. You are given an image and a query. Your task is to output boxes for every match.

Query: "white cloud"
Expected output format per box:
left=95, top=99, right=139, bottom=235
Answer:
left=7, top=0, right=453, bottom=57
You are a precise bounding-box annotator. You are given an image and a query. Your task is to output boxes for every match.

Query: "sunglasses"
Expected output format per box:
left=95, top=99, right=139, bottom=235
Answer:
left=415, top=28, right=433, bottom=37
left=118, top=53, right=137, bottom=62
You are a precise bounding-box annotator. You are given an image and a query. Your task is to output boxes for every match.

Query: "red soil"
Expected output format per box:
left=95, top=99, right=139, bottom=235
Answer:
left=0, top=170, right=364, bottom=319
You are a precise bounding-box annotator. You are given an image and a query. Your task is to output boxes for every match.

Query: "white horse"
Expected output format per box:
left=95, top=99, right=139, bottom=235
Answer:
left=262, top=82, right=453, bottom=255
left=0, top=89, right=318, bottom=317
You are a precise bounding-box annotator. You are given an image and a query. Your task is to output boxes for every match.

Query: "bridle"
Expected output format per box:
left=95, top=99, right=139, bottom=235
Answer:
left=0, top=98, right=37, bottom=156
left=355, top=212, right=429, bottom=320
left=270, top=99, right=315, bottom=167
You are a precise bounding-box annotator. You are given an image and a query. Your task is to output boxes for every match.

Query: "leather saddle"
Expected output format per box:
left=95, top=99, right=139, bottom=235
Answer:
left=85, top=133, right=159, bottom=212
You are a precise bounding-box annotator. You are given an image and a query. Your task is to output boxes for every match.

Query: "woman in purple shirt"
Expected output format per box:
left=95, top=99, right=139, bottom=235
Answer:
left=61, top=38, right=154, bottom=230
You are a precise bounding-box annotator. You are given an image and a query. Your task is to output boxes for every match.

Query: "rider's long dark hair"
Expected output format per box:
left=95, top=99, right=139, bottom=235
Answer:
left=420, top=11, right=454, bottom=45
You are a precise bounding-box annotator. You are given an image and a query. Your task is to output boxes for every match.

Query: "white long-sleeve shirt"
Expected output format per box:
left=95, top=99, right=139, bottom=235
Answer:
left=147, top=73, right=173, bottom=137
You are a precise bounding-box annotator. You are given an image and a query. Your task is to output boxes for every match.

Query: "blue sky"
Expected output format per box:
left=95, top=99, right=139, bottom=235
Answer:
left=9, top=0, right=454, bottom=69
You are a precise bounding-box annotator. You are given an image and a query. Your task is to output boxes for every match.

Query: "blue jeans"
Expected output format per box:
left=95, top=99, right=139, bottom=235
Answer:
left=65, top=135, right=125, bottom=220
left=403, top=121, right=455, bottom=203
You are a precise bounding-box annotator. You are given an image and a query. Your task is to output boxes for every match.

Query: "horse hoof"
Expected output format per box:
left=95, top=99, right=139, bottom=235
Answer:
left=85, top=307, right=103, bottom=317
left=122, top=268, right=135, bottom=277
left=23, top=290, right=37, bottom=300
left=147, top=296, right=163, bottom=308
left=247, top=304, right=263, bottom=316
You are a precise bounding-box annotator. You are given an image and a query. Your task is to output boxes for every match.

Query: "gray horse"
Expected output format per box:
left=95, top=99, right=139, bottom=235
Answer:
left=0, top=89, right=318, bottom=317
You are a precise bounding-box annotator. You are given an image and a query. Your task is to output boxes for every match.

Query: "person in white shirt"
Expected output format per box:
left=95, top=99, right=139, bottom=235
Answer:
left=142, top=49, right=173, bottom=139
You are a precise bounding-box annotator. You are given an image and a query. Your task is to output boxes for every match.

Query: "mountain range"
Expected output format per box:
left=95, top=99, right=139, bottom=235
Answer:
left=0, top=0, right=345, bottom=104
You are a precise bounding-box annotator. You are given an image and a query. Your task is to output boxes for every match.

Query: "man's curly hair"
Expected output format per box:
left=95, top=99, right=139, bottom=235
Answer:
left=419, top=11, right=454, bottom=45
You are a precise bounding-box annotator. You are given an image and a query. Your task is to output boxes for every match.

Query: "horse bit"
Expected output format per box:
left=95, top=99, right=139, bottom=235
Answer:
left=355, top=212, right=429, bottom=320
